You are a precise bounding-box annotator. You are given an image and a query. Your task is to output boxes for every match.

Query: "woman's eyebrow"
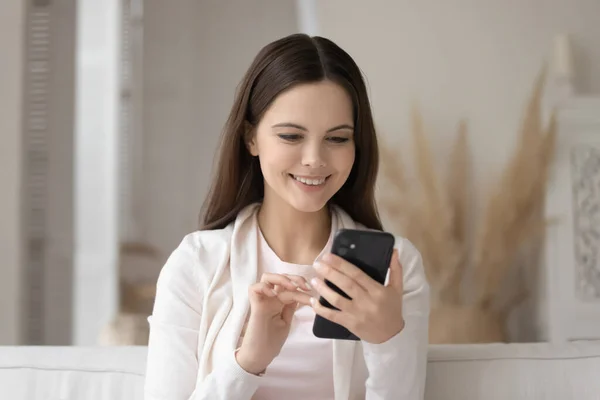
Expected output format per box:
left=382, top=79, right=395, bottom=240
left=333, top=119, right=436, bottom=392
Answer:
left=271, top=122, right=354, bottom=132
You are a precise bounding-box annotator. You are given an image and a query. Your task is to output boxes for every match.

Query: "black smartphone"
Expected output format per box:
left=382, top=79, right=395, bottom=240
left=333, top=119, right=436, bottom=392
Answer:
left=312, top=229, right=396, bottom=340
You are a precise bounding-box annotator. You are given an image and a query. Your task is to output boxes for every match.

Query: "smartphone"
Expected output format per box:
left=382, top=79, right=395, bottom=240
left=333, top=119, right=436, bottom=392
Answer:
left=312, top=229, right=396, bottom=340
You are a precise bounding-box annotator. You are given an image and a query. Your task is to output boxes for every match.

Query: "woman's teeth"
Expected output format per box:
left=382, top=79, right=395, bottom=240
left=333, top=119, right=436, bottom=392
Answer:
left=292, top=175, right=327, bottom=186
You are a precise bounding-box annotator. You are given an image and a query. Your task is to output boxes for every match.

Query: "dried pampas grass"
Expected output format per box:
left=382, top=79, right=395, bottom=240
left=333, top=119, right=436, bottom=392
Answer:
left=410, top=105, right=465, bottom=305
left=472, top=66, right=557, bottom=311
left=442, top=119, right=471, bottom=304
left=379, top=66, right=557, bottom=342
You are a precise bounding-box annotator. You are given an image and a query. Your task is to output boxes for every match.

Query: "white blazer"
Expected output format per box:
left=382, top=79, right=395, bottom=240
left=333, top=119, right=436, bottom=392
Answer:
left=144, top=203, right=430, bottom=400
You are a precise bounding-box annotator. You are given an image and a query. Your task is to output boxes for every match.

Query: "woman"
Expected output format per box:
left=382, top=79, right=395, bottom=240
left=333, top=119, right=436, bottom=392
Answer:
left=144, top=33, right=430, bottom=400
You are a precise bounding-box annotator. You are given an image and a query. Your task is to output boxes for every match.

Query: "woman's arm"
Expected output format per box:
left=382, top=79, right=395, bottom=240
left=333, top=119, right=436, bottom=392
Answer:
left=144, top=234, right=262, bottom=400
left=361, top=238, right=430, bottom=400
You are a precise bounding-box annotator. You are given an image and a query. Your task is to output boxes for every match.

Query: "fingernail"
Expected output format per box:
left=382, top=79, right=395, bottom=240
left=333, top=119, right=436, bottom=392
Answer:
left=272, top=289, right=278, bottom=296
left=313, top=261, right=324, bottom=272
left=310, top=277, right=319, bottom=288
left=304, top=280, right=312, bottom=290
left=291, top=281, right=300, bottom=288
left=310, top=297, right=317, bottom=306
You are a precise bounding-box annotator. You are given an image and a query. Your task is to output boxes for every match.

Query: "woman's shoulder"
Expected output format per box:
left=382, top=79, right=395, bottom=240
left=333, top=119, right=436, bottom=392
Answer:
left=392, top=235, right=422, bottom=262
left=158, top=225, right=234, bottom=289
left=159, top=205, right=259, bottom=288
left=177, top=225, right=234, bottom=256
left=392, top=235, right=429, bottom=307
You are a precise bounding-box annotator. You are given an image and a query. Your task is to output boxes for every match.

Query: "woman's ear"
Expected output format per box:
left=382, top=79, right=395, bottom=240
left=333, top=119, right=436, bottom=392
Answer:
left=244, top=121, right=259, bottom=156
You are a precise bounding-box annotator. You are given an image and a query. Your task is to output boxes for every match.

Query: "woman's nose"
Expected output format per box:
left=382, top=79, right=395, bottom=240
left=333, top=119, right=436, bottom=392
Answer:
left=301, top=143, right=327, bottom=168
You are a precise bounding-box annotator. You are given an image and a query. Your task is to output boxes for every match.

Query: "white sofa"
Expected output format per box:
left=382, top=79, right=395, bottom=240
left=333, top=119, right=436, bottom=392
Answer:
left=1, top=341, right=599, bottom=399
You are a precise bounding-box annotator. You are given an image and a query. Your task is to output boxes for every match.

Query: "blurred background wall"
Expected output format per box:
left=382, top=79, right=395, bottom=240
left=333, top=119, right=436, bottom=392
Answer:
left=1, top=0, right=599, bottom=346
left=0, top=0, right=26, bottom=346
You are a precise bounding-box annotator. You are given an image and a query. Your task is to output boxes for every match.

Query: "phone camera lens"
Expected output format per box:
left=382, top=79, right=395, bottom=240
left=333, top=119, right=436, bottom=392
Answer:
left=338, top=247, right=348, bottom=256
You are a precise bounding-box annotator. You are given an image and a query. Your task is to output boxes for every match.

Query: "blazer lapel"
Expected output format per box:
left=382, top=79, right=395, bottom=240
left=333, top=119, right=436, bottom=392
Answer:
left=331, top=206, right=360, bottom=400
left=333, top=340, right=357, bottom=400
left=227, top=204, right=260, bottom=344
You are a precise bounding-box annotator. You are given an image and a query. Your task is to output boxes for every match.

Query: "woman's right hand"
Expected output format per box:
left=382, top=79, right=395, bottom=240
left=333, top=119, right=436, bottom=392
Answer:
left=235, top=273, right=313, bottom=375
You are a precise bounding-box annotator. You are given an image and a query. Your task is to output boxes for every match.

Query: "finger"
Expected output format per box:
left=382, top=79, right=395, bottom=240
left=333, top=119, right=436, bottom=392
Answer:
left=310, top=277, right=353, bottom=311
left=320, top=253, right=379, bottom=293
left=281, top=302, right=298, bottom=324
left=283, top=274, right=311, bottom=291
left=313, top=261, right=365, bottom=300
left=388, top=249, right=404, bottom=290
left=310, top=296, right=353, bottom=328
left=260, top=273, right=302, bottom=292
left=250, top=282, right=277, bottom=298
left=277, top=290, right=313, bottom=306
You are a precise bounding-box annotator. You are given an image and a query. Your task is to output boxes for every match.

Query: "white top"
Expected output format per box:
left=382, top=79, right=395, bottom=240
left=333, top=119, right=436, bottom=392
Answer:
left=251, top=221, right=335, bottom=399
left=144, top=203, right=430, bottom=400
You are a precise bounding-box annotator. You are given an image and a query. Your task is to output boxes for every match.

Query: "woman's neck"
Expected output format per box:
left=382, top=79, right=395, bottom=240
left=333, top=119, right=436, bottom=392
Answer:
left=257, top=198, right=331, bottom=265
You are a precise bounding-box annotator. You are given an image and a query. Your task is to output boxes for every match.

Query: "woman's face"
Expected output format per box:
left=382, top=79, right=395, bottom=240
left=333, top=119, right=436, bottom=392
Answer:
left=247, top=80, right=355, bottom=214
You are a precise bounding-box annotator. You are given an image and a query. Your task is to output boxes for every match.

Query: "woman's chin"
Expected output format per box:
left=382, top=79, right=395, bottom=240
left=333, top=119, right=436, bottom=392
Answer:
left=285, top=196, right=331, bottom=214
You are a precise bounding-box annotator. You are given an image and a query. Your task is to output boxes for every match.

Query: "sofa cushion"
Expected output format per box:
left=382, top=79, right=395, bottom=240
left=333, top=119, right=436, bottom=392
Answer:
left=1, top=341, right=599, bottom=400
left=426, top=341, right=600, bottom=400
left=0, top=346, right=146, bottom=400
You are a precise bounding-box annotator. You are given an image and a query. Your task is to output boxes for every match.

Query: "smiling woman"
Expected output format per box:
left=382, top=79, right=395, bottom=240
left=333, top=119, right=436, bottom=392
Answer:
left=144, top=33, right=430, bottom=400
left=199, top=34, right=382, bottom=232
left=247, top=80, right=356, bottom=214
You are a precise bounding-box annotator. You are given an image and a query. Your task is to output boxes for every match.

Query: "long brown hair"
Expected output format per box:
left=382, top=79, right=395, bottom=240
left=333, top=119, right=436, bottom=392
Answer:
left=200, top=33, right=382, bottom=231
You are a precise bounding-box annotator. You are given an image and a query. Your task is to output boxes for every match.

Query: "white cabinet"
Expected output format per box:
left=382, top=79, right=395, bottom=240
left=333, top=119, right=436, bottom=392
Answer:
left=543, top=97, right=600, bottom=342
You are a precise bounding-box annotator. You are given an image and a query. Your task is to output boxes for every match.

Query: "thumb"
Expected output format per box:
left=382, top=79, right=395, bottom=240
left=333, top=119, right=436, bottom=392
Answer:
left=281, top=302, right=298, bottom=325
left=388, top=249, right=404, bottom=290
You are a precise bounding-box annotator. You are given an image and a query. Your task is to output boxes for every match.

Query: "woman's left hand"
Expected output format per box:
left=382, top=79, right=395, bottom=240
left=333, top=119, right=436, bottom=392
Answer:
left=310, top=249, right=405, bottom=344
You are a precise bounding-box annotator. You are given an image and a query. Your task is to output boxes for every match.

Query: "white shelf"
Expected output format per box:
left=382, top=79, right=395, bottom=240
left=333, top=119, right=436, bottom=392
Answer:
left=543, top=95, right=600, bottom=343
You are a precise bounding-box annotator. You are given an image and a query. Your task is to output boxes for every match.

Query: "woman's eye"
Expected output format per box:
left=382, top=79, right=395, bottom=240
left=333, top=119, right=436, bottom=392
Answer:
left=327, top=136, right=350, bottom=144
left=278, top=134, right=302, bottom=142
